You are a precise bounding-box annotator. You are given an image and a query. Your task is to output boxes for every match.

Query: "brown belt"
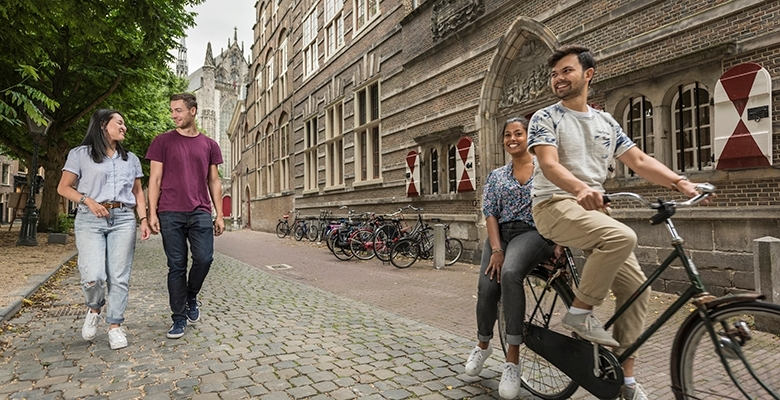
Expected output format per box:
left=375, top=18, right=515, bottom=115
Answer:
left=100, top=202, right=127, bottom=209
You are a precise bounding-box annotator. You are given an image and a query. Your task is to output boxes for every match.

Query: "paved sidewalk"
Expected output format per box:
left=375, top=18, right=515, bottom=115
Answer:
left=0, top=230, right=692, bottom=399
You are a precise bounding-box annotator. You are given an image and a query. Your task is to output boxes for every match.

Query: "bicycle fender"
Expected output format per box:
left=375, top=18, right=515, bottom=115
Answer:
left=694, top=292, right=765, bottom=310
left=525, top=324, right=623, bottom=399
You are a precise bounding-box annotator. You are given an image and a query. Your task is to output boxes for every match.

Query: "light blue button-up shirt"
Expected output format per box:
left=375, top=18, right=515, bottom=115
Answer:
left=62, top=145, right=143, bottom=206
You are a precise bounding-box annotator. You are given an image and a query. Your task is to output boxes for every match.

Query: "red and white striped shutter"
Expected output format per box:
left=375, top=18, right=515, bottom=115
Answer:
left=713, top=62, right=773, bottom=169
left=456, top=137, right=475, bottom=193
left=405, top=150, right=420, bottom=197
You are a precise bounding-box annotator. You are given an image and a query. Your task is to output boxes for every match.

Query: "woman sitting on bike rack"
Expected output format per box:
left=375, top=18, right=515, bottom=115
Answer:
left=464, top=116, right=556, bottom=399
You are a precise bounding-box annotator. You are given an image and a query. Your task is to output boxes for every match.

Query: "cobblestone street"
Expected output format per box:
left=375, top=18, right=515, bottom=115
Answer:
left=0, top=230, right=693, bottom=399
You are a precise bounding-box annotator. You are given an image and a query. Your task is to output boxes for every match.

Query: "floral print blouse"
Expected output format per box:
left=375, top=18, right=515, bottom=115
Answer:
left=482, top=160, right=535, bottom=226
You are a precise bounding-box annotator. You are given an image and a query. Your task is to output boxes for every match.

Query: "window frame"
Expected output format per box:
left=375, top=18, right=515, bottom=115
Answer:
left=353, top=81, right=382, bottom=183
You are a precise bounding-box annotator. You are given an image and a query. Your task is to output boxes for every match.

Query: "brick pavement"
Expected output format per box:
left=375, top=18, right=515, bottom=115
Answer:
left=0, top=230, right=694, bottom=399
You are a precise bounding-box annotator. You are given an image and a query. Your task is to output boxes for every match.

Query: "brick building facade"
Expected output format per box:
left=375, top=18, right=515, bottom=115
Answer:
left=230, top=0, right=780, bottom=295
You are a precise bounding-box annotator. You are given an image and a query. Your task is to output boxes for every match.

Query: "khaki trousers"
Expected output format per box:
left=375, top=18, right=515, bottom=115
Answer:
left=532, top=194, right=650, bottom=356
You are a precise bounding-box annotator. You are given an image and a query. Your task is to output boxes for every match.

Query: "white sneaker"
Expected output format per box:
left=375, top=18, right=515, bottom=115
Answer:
left=464, top=343, right=492, bottom=376
left=82, top=310, right=101, bottom=341
left=108, top=327, right=127, bottom=350
left=622, top=382, right=649, bottom=400
left=498, top=362, right=521, bottom=399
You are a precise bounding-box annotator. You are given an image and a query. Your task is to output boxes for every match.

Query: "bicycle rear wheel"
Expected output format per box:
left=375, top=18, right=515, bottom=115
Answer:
left=373, top=225, right=396, bottom=262
left=390, top=238, right=419, bottom=269
left=671, top=300, right=780, bottom=399
left=307, top=224, right=319, bottom=241
left=276, top=221, right=289, bottom=238
left=349, top=229, right=376, bottom=260
left=444, top=238, right=463, bottom=265
left=501, top=267, right=578, bottom=400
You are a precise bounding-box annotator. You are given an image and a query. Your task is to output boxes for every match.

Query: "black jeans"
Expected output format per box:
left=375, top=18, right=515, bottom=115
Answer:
left=159, top=211, right=214, bottom=323
left=476, top=221, right=554, bottom=345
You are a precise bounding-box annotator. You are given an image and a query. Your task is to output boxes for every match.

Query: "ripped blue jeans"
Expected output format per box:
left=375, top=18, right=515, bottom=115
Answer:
left=74, top=206, right=137, bottom=324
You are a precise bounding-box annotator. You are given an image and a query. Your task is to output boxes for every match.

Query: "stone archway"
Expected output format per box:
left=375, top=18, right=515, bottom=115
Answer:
left=475, top=17, right=558, bottom=245
left=478, top=17, right=558, bottom=176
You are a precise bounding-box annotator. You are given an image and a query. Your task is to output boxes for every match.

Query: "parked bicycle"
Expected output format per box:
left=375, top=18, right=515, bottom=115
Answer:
left=498, top=184, right=780, bottom=399
left=389, top=217, right=463, bottom=269
left=293, top=215, right=318, bottom=242
left=275, top=210, right=296, bottom=238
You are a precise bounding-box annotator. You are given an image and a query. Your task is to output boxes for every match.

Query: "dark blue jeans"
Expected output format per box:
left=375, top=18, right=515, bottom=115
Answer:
left=159, top=211, right=214, bottom=323
left=476, top=221, right=554, bottom=346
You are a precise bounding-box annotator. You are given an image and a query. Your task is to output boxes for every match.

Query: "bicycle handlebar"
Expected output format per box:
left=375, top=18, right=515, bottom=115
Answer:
left=605, top=183, right=716, bottom=225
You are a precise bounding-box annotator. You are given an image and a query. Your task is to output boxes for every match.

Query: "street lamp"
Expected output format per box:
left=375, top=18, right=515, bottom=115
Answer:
left=16, top=113, right=51, bottom=246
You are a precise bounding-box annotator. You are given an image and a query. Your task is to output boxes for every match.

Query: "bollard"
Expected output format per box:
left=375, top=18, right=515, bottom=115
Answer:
left=433, top=224, right=445, bottom=269
left=753, top=236, right=780, bottom=304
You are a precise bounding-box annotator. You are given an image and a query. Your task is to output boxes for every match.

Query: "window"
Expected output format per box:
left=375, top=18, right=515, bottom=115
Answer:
left=622, top=97, right=654, bottom=176
left=278, top=37, right=288, bottom=102
left=354, top=0, right=379, bottom=32
left=429, top=148, right=439, bottom=194
left=279, top=115, right=290, bottom=191
left=303, top=8, right=319, bottom=77
left=672, top=83, right=711, bottom=172
left=265, top=54, right=274, bottom=114
left=325, top=102, right=344, bottom=187
left=256, top=132, right=264, bottom=196
left=254, top=70, right=262, bottom=124
left=265, top=124, right=275, bottom=194
left=325, top=0, right=344, bottom=58
left=447, top=145, right=456, bottom=193
left=354, top=82, right=381, bottom=182
left=1, top=163, right=9, bottom=185
left=304, top=117, right=318, bottom=191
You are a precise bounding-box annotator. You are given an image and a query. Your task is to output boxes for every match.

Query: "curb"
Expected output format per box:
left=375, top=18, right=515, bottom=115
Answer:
left=0, top=250, right=78, bottom=325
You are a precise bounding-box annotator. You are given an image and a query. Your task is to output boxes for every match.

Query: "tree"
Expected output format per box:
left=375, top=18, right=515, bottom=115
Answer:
left=0, top=0, right=202, bottom=232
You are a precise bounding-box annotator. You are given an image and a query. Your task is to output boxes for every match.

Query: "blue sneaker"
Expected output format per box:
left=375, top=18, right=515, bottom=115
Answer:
left=187, top=298, right=201, bottom=322
left=166, top=320, right=186, bottom=339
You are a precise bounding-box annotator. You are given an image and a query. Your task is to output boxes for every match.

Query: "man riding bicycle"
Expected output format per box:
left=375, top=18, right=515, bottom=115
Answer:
left=527, top=45, right=704, bottom=400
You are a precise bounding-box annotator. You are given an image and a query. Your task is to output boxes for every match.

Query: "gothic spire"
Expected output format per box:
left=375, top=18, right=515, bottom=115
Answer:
left=204, top=42, right=216, bottom=69
left=176, top=36, right=188, bottom=77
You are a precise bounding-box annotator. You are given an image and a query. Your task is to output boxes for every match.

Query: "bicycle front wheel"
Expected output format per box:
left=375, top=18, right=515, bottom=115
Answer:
left=390, top=238, right=419, bottom=269
left=671, top=300, right=780, bottom=399
left=293, top=225, right=305, bottom=241
left=511, top=268, right=579, bottom=400
left=444, top=238, right=463, bottom=266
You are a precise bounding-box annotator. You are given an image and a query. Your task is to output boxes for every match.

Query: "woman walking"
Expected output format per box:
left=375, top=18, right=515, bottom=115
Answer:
left=57, top=109, right=150, bottom=350
left=464, top=117, right=556, bottom=398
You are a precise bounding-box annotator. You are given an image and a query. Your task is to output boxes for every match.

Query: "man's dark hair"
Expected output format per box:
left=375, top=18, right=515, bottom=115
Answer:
left=171, top=93, right=198, bottom=111
left=547, top=45, right=596, bottom=73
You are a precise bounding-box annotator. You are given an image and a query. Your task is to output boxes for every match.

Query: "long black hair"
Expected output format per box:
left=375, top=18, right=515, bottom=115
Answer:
left=81, top=109, right=128, bottom=163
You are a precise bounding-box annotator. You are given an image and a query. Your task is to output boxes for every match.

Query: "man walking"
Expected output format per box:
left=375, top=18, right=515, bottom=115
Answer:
left=527, top=45, right=703, bottom=400
left=146, top=93, right=225, bottom=339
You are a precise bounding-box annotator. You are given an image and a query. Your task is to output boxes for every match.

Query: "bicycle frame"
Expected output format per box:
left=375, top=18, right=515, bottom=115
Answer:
left=543, top=185, right=776, bottom=398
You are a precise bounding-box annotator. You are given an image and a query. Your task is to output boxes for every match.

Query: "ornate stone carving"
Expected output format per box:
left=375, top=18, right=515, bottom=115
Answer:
left=498, top=40, right=551, bottom=109
left=431, top=0, right=484, bottom=41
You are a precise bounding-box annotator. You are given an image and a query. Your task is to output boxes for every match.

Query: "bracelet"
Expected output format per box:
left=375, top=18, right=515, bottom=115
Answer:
left=139, top=217, right=148, bottom=222
left=79, top=195, right=87, bottom=204
left=491, top=248, right=503, bottom=254
left=670, top=176, right=688, bottom=192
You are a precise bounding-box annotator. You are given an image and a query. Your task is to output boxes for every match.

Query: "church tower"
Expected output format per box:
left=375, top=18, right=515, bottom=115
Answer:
left=176, top=37, right=188, bottom=78
left=199, top=43, right=218, bottom=142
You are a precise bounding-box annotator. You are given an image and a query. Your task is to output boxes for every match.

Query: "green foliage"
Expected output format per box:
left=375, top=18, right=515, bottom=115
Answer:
left=0, top=64, right=58, bottom=127
left=0, top=0, right=203, bottom=232
left=52, top=213, right=75, bottom=234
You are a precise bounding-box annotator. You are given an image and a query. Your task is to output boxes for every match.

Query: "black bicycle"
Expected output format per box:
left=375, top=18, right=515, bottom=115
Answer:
left=498, top=184, right=780, bottom=399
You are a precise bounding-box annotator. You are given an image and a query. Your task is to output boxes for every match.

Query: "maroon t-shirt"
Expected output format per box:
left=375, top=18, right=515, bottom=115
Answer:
left=145, top=130, right=223, bottom=213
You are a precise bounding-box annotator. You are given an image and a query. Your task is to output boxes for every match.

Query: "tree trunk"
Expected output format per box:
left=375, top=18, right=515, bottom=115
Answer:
left=37, top=141, right=69, bottom=233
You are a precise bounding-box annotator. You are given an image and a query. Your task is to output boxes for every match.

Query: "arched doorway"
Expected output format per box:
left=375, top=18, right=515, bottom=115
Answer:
left=475, top=17, right=558, bottom=247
